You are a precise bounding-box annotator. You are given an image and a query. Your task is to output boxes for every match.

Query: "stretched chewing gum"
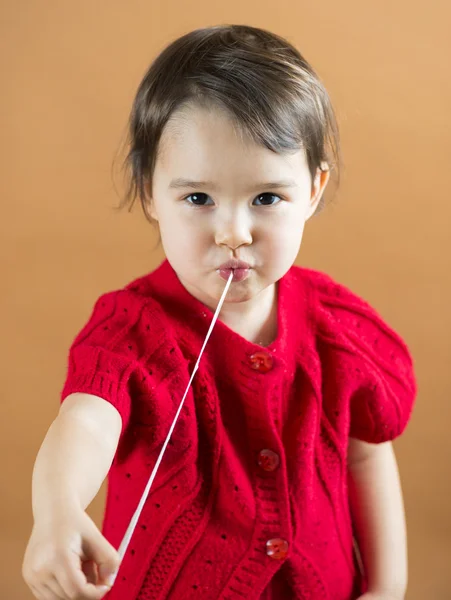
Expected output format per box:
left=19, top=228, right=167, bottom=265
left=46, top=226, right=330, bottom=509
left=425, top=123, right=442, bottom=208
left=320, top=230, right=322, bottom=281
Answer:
left=110, top=270, right=234, bottom=585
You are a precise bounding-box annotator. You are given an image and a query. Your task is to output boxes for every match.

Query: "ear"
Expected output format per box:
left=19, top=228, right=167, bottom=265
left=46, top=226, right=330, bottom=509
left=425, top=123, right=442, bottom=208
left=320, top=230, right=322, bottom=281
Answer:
left=305, top=162, right=330, bottom=220
left=144, top=184, right=159, bottom=222
left=148, top=200, right=159, bottom=222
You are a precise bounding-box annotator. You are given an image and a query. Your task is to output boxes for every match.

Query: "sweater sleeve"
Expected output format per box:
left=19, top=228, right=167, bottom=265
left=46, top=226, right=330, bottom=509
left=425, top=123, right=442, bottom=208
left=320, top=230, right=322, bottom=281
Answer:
left=315, top=274, right=417, bottom=443
left=61, top=290, right=149, bottom=436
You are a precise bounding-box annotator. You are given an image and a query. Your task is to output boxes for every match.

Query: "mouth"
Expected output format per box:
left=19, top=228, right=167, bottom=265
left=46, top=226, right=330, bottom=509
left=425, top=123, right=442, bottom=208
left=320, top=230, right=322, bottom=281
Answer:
left=217, top=260, right=251, bottom=283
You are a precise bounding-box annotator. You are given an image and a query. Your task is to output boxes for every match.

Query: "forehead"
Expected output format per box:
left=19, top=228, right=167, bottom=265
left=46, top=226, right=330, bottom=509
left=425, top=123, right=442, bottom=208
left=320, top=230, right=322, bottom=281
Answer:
left=156, top=104, right=308, bottom=181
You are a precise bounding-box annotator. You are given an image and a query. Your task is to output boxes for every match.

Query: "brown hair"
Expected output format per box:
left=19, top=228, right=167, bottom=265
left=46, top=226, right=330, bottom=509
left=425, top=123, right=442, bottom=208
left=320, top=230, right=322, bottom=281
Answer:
left=119, top=24, right=341, bottom=220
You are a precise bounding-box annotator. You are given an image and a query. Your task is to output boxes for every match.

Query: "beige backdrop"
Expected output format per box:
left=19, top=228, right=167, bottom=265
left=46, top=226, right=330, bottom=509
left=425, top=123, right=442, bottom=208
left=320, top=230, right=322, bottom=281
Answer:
left=2, top=1, right=450, bottom=598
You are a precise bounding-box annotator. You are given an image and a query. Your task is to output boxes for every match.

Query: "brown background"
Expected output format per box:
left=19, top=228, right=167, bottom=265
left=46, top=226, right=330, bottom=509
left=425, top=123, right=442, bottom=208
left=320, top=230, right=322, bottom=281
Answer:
left=2, top=1, right=450, bottom=598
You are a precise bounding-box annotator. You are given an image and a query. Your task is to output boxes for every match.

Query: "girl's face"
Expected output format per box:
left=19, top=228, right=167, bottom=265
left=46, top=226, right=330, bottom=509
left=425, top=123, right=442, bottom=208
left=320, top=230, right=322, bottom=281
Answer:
left=149, top=104, right=329, bottom=309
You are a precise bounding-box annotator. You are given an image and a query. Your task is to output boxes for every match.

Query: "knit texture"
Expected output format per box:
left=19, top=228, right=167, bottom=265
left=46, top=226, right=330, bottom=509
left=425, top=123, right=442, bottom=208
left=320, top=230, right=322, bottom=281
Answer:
left=61, top=260, right=416, bottom=600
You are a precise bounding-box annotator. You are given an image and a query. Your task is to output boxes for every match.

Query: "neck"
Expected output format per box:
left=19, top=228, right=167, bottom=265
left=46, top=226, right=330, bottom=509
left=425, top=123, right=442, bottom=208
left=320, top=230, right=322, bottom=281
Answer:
left=218, top=283, right=278, bottom=347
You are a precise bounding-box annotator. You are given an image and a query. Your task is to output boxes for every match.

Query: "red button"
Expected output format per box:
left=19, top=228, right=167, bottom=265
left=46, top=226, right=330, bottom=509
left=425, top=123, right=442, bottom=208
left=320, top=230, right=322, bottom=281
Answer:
left=266, top=538, right=289, bottom=560
left=249, top=351, right=273, bottom=373
left=258, top=449, right=280, bottom=472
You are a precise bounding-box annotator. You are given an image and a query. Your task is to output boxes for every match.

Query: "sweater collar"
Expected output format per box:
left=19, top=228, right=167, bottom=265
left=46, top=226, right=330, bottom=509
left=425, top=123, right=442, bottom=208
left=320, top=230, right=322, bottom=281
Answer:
left=145, top=259, right=316, bottom=371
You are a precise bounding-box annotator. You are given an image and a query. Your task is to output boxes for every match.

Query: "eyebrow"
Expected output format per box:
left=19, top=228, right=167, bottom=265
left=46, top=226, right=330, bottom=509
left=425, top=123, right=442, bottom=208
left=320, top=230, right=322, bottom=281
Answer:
left=168, top=177, right=298, bottom=192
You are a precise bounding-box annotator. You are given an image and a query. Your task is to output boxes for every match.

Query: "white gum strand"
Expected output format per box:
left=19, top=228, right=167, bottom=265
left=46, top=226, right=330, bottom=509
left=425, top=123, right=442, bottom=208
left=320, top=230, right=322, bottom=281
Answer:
left=112, top=270, right=234, bottom=583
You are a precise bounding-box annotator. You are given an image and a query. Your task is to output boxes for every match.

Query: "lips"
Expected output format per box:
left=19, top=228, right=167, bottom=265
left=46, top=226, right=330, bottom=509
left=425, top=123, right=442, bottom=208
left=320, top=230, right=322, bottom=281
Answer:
left=218, top=259, right=251, bottom=271
left=217, top=259, right=251, bottom=282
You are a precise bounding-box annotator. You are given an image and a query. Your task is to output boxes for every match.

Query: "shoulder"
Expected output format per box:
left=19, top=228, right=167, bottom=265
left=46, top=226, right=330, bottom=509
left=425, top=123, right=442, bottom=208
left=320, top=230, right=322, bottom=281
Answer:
left=293, top=267, right=416, bottom=442
left=298, top=265, right=388, bottom=322
left=297, top=266, right=414, bottom=367
left=70, top=272, right=169, bottom=352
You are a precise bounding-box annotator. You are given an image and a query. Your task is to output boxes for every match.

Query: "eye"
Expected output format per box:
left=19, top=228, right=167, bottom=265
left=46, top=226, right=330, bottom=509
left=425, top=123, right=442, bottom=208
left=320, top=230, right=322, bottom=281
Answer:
left=184, top=193, right=213, bottom=206
left=253, top=193, right=282, bottom=206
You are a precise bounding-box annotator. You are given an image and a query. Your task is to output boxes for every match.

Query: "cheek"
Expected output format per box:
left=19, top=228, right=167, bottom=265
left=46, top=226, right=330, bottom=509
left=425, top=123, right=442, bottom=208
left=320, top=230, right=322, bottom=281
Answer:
left=261, top=215, right=306, bottom=251
left=259, top=220, right=306, bottom=276
left=160, top=215, right=208, bottom=256
left=273, top=232, right=305, bottom=263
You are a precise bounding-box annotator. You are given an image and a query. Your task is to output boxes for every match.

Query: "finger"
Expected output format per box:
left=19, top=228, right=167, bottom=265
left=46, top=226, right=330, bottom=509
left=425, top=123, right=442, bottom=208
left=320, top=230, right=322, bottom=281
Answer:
left=45, top=577, right=68, bottom=599
left=29, top=583, right=42, bottom=600
left=82, top=522, right=120, bottom=585
left=57, top=572, right=111, bottom=600
left=76, top=583, right=112, bottom=600
left=32, top=582, right=62, bottom=600
left=82, top=560, right=99, bottom=585
left=57, top=553, right=110, bottom=600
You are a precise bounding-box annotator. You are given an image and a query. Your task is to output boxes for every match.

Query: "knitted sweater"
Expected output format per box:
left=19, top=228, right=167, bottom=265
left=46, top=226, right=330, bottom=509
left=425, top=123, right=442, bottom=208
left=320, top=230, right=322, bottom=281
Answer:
left=61, top=259, right=416, bottom=600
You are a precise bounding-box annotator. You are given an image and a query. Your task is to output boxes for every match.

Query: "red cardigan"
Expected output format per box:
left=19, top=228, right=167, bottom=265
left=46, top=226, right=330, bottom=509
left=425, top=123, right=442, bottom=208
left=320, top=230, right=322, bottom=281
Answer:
left=61, top=259, right=416, bottom=600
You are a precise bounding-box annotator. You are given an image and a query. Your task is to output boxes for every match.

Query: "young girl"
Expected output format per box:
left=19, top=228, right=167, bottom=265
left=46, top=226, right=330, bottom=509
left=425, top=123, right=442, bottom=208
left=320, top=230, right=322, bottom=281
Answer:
left=23, top=24, right=416, bottom=600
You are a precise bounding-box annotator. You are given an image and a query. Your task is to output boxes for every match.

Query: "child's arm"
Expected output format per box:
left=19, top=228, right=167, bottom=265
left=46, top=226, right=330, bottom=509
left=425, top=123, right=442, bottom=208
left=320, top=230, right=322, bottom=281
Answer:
left=23, top=393, right=122, bottom=599
left=32, top=393, right=122, bottom=520
left=347, top=439, right=408, bottom=600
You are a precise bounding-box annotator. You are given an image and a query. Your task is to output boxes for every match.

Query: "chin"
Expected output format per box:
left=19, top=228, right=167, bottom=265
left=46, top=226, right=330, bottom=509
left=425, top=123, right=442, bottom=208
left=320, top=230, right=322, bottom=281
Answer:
left=221, top=283, right=259, bottom=304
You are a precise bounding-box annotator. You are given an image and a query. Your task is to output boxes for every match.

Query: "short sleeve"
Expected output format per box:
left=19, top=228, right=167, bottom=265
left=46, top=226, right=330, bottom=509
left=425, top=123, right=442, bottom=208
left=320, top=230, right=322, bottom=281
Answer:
left=316, top=274, right=417, bottom=443
left=61, top=290, right=147, bottom=435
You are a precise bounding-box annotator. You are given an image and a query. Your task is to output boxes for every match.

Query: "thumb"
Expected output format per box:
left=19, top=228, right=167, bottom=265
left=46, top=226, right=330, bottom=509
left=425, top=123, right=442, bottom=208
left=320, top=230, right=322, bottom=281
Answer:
left=83, top=520, right=121, bottom=585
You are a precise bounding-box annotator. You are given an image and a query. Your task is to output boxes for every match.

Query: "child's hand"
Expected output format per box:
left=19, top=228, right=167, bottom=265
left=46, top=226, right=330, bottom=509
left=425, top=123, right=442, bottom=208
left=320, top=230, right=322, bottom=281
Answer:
left=22, top=506, right=120, bottom=599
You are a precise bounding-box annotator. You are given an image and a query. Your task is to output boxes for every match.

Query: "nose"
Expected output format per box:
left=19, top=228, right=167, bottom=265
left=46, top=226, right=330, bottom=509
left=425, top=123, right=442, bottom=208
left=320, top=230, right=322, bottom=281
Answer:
left=214, top=210, right=253, bottom=250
